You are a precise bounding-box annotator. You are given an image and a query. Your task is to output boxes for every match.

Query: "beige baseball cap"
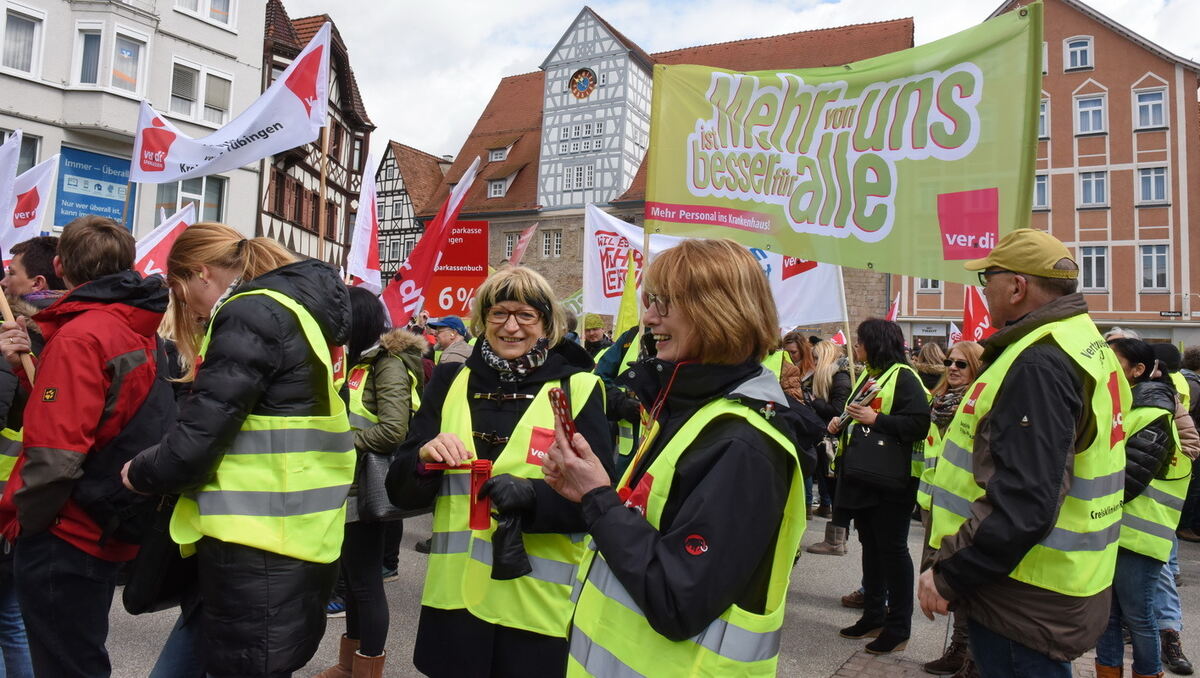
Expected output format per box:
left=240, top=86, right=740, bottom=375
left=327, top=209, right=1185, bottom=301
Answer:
left=963, top=228, right=1078, bottom=279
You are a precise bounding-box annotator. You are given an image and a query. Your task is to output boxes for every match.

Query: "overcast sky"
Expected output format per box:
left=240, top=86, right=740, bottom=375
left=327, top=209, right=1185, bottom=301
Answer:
left=281, top=0, right=1200, bottom=159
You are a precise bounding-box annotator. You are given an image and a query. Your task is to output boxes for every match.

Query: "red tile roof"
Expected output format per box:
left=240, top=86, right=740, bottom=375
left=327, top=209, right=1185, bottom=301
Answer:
left=388, top=141, right=449, bottom=216
left=264, top=1, right=373, bottom=128
left=422, top=15, right=915, bottom=217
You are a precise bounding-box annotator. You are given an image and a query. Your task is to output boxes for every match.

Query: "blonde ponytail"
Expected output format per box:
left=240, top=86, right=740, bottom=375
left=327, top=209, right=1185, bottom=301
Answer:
left=165, top=223, right=298, bottom=380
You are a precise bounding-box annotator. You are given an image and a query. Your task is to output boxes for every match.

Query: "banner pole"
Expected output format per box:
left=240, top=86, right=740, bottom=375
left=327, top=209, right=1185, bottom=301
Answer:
left=317, top=125, right=330, bottom=262
left=837, top=265, right=855, bottom=384
left=121, top=180, right=135, bottom=232
left=0, top=294, right=35, bottom=382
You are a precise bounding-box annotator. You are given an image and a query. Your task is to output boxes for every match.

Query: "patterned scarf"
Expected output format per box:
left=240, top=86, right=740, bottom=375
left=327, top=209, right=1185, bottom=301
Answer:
left=480, top=337, right=550, bottom=382
left=931, top=385, right=967, bottom=430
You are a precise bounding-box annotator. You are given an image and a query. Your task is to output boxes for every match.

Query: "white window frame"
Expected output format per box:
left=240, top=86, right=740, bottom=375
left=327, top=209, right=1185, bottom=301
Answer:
left=1079, top=246, right=1107, bottom=291
left=173, top=0, right=238, bottom=33
left=375, top=202, right=383, bottom=220
left=1075, top=95, right=1105, bottom=135
left=599, top=72, right=608, bottom=86
left=391, top=200, right=402, bottom=219
left=402, top=236, right=417, bottom=260
left=917, top=278, right=941, bottom=292
left=542, top=230, right=562, bottom=258
left=1139, top=244, right=1169, bottom=291
left=1041, top=41, right=1048, bottom=75
left=166, top=58, right=233, bottom=127
left=570, top=141, right=580, bottom=154
left=585, top=164, right=594, bottom=189
left=504, top=232, right=518, bottom=259
left=558, top=142, right=569, bottom=155
left=1, top=3, right=45, bottom=78
left=72, top=21, right=104, bottom=86
left=389, top=240, right=400, bottom=261
left=1064, top=36, right=1093, bottom=71
left=1079, top=171, right=1107, bottom=208
left=559, top=126, right=568, bottom=141
left=1033, top=174, right=1049, bottom=210
left=111, top=25, right=151, bottom=97
left=571, top=124, right=582, bottom=139
left=1134, top=88, right=1167, bottom=130
left=1136, top=166, right=1168, bottom=205
left=488, top=147, right=507, bottom=162
left=0, top=128, right=39, bottom=174
left=488, top=179, right=506, bottom=198
left=1038, top=99, right=1049, bottom=139
left=155, top=175, right=227, bottom=223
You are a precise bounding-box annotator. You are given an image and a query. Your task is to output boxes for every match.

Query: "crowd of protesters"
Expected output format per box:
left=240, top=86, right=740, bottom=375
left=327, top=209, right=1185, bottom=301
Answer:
left=0, top=218, right=1196, bottom=678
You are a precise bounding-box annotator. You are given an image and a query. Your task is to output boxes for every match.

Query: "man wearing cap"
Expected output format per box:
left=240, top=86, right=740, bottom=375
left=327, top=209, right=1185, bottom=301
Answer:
left=429, top=316, right=472, bottom=365
left=917, top=229, right=1128, bottom=677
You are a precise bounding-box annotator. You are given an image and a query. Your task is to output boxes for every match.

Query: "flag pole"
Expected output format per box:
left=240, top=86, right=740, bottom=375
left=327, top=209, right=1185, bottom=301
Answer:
left=121, top=179, right=135, bottom=232
left=837, top=265, right=855, bottom=384
left=317, top=125, right=330, bottom=262
left=0, top=294, right=36, bottom=381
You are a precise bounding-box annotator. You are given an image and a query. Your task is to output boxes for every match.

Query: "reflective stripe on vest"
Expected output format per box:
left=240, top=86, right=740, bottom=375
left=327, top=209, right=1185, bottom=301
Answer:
left=1120, top=405, right=1188, bottom=562
left=346, top=362, right=421, bottom=431
left=421, top=367, right=603, bottom=638
left=927, top=313, right=1128, bottom=596
left=170, top=289, right=355, bottom=564
left=844, top=363, right=927, bottom=479
left=0, top=428, right=20, bottom=495
left=916, top=425, right=943, bottom=511
left=568, top=397, right=805, bottom=678
left=612, top=335, right=643, bottom=459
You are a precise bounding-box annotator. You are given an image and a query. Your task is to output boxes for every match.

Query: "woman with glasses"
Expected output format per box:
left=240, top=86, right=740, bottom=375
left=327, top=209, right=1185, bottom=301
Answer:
left=543, top=239, right=814, bottom=677
left=386, top=266, right=613, bottom=678
left=917, top=340, right=983, bottom=678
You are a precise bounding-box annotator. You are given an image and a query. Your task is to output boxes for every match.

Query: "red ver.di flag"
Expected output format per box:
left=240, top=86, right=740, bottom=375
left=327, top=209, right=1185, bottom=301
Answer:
left=346, top=153, right=382, bottom=293
left=427, top=221, right=488, bottom=316
left=1, top=154, right=58, bottom=261
left=130, top=23, right=331, bottom=183
left=134, top=203, right=195, bottom=278
left=381, top=156, right=482, bottom=326
left=963, top=286, right=996, bottom=341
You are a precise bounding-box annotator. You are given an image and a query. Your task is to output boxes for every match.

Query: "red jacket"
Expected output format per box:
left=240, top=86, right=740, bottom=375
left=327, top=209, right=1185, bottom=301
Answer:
left=0, top=272, right=167, bottom=561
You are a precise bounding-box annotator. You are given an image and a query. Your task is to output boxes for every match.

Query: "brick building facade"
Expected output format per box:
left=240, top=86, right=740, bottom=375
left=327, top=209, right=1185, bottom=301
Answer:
left=894, top=0, right=1200, bottom=347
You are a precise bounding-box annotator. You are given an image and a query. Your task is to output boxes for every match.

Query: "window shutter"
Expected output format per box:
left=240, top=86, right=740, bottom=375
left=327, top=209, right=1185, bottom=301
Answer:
left=204, top=74, right=230, bottom=110
left=172, top=64, right=197, bottom=99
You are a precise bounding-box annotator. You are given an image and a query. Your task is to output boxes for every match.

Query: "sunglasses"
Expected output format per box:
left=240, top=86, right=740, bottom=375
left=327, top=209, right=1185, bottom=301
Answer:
left=943, top=359, right=969, bottom=369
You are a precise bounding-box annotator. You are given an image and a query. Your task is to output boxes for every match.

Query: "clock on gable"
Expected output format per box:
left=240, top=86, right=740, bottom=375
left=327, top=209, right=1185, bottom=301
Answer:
left=569, top=68, right=597, bottom=99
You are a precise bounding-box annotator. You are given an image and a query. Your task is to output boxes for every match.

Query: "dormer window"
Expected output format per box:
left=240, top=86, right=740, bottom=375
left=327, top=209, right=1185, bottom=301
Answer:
left=488, top=179, right=506, bottom=198
left=489, top=147, right=507, bottom=162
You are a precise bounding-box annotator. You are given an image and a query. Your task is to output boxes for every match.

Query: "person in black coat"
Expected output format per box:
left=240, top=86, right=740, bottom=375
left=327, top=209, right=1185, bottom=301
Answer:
left=126, top=223, right=351, bottom=677
left=386, top=266, right=612, bottom=678
left=827, top=318, right=930, bottom=654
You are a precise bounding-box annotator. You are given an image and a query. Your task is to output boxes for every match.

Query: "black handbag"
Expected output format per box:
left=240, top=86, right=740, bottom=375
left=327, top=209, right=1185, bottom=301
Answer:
left=840, top=425, right=913, bottom=491
left=122, top=495, right=196, bottom=615
left=356, top=451, right=404, bottom=522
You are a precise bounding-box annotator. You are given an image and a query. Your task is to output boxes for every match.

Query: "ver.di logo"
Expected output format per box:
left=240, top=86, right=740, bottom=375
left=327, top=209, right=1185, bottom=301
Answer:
left=139, top=118, right=176, bottom=173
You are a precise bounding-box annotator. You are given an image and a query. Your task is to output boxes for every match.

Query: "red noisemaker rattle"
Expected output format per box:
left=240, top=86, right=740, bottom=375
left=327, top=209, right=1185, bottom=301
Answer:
left=424, top=459, right=493, bottom=530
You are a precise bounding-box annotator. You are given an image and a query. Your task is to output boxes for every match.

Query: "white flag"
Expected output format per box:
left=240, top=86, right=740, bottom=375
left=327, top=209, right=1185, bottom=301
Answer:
left=583, top=204, right=844, bottom=328
left=345, top=153, right=381, bottom=293
left=1, top=154, right=58, bottom=261
left=948, top=321, right=963, bottom=344
left=0, top=131, right=21, bottom=232
left=130, top=23, right=331, bottom=183
left=135, top=203, right=195, bottom=278
left=508, top=221, right=538, bottom=266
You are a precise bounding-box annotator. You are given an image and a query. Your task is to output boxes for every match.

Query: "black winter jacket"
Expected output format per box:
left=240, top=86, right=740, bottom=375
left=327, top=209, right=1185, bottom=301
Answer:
left=387, top=339, right=614, bottom=531
left=1123, top=380, right=1179, bottom=502
left=128, top=259, right=350, bottom=496
left=579, top=358, right=813, bottom=641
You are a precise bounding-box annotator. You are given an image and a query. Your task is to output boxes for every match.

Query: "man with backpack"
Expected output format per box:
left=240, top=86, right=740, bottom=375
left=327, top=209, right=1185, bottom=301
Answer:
left=0, top=215, right=170, bottom=677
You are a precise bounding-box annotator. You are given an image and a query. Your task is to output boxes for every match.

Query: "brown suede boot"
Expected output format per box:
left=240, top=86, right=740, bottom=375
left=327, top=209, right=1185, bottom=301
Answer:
left=806, top=524, right=848, bottom=556
left=352, top=650, right=386, bottom=678
left=313, top=635, right=359, bottom=678
left=922, top=640, right=968, bottom=675
left=1094, top=662, right=1123, bottom=678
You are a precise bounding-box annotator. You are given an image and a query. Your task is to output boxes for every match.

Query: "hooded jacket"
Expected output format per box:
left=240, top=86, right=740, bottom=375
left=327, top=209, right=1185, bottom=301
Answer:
left=128, top=259, right=350, bottom=496
left=1123, top=380, right=1179, bottom=501
left=0, top=272, right=167, bottom=561
left=578, top=358, right=815, bottom=640
left=352, top=328, right=426, bottom=456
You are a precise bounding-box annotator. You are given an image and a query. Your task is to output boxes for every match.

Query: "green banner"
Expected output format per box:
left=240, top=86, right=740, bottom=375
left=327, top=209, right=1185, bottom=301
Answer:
left=644, top=3, right=1042, bottom=284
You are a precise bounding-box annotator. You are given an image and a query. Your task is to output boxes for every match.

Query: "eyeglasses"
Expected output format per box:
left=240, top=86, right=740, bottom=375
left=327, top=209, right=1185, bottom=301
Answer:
left=485, top=307, right=542, bottom=326
left=643, top=292, right=670, bottom=317
left=977, top=269, right=1015, bottom=286
left=943, top=359, right=969, bottom=369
